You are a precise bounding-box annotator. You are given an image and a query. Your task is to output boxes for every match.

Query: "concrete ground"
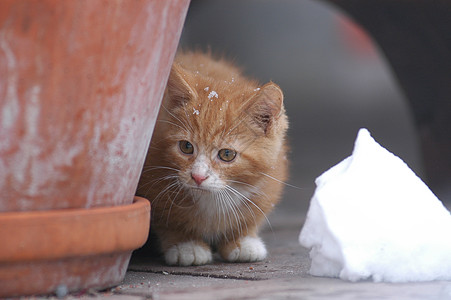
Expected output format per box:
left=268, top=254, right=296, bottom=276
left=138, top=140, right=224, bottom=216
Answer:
left=106, top=189, right=451, bottom=300
left=78, top=1, right=451, bottom=299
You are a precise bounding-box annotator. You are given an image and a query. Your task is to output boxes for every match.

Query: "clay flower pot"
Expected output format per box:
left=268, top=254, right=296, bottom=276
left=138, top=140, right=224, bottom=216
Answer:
left=0, top=0, right=189, bottom=297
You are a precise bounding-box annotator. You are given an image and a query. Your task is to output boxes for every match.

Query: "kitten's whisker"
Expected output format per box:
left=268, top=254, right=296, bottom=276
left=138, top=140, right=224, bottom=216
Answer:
left=166, top=183, right=186, bottom=226
left=151, top=133, right=187, bottom=144
left=219, top=122, right=227, bottom=140
left=225, top=179, right=256, bottom=189
left=219, top=192, right=232, bottom=243
left=140, top=174, right=179, bottom=194
left=157, top=119, right=188, bottom=133
left=214, top=192, right=224, bottom=237
left=215, top=191, right=227, bottom=235
left=156, top=181, right=179, bottom=206
left=169, top=184, right=196, bottom=209
left=229, top=191, right=247, bottom=237
left=152, top=175, right=179, bottom=183
left=148, top=146, right=161, bottom=151
left=219, top=190, right=238, bottom=243
left=215, top=192, right=228, bottom=237
left=225, top=180, right=268, bottom=198
left=162, top=105, right=191, bottom=133
left=181, top=103, right=195, bottom=132
left=161, top=183, right=195, bottom=225
left=221, top=189, right=247, bottom=237
left=259, top=172, right=303, bottom=190
left=142, top=165, right=180, bottom=172
left=223, top=117, right=245, bottom=139
left=152, top=180, right=180, bottom=223
left=145, top=173, right=179, bottom=183
left=151, top=178, right=179, bottom=202
left=213, top=193, right=221, bottom=232
left=225, top=185, right=273, bottom=233
left=224, top=187, right=257, bottom=231
left=164, top=161, right=183, bottom=171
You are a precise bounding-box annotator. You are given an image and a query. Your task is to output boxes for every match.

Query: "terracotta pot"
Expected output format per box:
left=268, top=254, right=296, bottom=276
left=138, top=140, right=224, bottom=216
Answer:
left=0, top=0, right=189, bottom=297
left=0, top=197, right=149, bottom=296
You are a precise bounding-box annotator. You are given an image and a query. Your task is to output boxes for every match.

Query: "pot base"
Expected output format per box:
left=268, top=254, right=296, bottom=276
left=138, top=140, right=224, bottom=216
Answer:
left=0, top=197, right=150, bottom=297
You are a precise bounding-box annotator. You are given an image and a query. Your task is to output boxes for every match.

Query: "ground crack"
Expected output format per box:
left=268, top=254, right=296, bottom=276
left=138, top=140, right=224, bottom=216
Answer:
left=128, top=268, right=265, bottom=281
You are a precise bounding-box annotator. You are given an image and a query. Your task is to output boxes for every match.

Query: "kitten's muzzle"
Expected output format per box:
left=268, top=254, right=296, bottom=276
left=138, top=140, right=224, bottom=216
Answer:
left=191, top=173, right=209, bottom=186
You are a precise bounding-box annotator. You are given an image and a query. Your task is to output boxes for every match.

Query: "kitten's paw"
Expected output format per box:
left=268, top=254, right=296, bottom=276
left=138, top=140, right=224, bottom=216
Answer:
left=165, top=241, right=213, bottom=266
left=222, top=236, right=267, bottom=262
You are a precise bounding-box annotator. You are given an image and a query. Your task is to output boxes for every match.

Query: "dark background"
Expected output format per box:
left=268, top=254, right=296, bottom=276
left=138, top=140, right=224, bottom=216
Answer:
left=177, top=0, right=448, bottom=216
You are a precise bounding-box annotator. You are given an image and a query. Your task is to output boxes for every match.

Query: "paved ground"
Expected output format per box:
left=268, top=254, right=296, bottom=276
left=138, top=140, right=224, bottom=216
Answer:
left=102, top=191, right=451, bottom=300
left=96, top=181, right=451, bottom=300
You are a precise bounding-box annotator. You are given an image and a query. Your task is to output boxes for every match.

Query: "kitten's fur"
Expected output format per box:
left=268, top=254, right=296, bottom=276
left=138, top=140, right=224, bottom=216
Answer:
left=137, top=51, right=288, bottom=266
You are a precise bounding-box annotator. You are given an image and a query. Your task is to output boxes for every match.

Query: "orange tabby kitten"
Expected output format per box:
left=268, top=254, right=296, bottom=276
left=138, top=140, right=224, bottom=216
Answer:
left=137, top=51, right=288, bottom=266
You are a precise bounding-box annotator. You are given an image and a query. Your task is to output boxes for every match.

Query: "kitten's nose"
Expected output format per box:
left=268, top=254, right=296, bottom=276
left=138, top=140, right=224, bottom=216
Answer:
left=191, top=173, right=208, bottom=186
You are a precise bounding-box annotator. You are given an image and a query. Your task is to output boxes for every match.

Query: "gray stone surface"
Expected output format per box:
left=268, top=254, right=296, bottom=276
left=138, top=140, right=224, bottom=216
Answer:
left=111, top=221, right=451, bottom=300
left=116, top=276, right=451, bottom=300
left=127, top=227, right=308, bottom=281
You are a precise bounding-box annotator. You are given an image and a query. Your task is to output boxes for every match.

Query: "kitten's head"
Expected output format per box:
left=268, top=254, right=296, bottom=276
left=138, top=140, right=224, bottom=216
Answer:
left=152, top=62, right=288, bottom=197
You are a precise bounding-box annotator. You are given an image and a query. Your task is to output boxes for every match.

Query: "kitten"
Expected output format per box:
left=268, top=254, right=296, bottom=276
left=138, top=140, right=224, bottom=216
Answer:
left=137, top=51, right=288, bottom=266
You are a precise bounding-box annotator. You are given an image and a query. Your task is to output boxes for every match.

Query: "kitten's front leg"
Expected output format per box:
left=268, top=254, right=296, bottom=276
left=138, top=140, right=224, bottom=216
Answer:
left=219, top=235, right=267, bottom=263
left=160, top=234, right=213, bottom=266
left=165, top=241, right=212, bottom=266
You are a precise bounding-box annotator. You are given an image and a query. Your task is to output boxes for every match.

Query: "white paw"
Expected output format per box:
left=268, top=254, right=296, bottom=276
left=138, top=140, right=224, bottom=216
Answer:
left=164, top=241, right=213, bottom=266
left=227, top=236, right=267, bottom=262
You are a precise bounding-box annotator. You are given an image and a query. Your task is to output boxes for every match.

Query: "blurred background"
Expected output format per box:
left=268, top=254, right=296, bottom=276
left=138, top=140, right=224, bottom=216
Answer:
left=177, top=0, right=433, bottom=217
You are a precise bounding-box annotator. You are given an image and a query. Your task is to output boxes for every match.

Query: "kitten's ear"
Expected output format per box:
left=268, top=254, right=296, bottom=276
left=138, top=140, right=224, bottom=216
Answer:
left=166, top=63, right=197, bottom=107
left=248, top=82, right=284, bottom=134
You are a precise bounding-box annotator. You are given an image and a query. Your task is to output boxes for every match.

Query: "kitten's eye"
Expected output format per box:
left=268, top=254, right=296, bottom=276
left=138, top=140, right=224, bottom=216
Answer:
left=218, top=149, right=237, bottom=162
left=179, top=140, right=194, bottom=154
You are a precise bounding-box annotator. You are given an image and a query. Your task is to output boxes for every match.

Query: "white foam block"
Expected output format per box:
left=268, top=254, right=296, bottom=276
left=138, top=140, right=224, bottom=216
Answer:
left=299, top=128, right=451, bottom=282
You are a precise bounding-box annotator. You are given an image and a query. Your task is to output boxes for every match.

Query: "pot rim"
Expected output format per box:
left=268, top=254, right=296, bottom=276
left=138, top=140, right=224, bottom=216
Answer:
left=0, top=196, right=150, bottom=263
